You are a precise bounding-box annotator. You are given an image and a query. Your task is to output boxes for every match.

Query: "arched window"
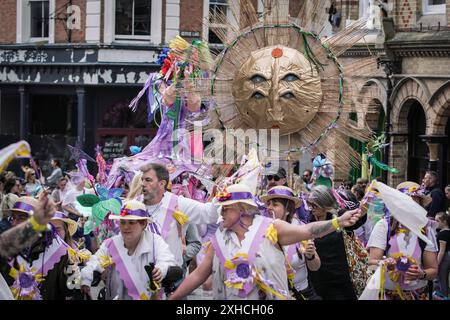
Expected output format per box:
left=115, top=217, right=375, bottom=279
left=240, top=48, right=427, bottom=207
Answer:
left=407, top=101, right=428, bottom=182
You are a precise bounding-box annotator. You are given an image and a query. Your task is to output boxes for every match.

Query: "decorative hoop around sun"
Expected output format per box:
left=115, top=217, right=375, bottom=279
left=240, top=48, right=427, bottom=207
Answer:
left=199, top=0, right=375, bottom=173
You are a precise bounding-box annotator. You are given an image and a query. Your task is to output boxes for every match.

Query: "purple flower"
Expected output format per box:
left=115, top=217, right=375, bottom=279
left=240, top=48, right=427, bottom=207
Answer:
left=19, top=272, right=34, bottom=288
left=396, top=256, right=411, bottom=272
left=236, top=263, right=251, bottom=279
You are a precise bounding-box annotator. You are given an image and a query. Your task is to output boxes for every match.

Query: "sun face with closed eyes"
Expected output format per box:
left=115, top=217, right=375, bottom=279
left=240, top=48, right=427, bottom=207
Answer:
left=232, top=46, right=322, bottom=136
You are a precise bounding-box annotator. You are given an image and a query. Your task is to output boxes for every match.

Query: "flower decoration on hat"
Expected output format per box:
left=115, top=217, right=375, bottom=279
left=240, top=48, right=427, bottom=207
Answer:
left=120, top=208, right=130, bottom=217
left=398, top=185, right=426, bottom=198
left=216, top=190, right=231, bottom=202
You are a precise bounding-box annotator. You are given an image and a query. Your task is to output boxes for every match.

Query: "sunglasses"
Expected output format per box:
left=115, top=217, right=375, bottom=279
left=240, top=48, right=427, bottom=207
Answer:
left=267, top=175, right=281, bottom=181
left=119, top=220, right=139, bottom=225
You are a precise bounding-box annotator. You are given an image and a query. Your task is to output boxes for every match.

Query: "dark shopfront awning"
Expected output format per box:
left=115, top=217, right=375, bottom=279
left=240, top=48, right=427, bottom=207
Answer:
left=0, top=44, right=160, bottom=86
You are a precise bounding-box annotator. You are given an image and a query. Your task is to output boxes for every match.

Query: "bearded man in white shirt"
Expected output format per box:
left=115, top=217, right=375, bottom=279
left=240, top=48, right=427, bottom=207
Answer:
left=140, top=163, right=219, bottom=268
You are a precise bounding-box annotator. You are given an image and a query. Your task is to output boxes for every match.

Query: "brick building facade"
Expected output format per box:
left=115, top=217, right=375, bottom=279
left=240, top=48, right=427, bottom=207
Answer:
left=0, top=0, right=449, bottom=188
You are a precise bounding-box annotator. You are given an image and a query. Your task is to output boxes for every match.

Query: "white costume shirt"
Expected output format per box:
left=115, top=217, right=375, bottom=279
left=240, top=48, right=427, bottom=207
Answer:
left=284, top=218, right=309, bottom=291
left=145, top=191, right=219, bottom=266
left=0, top=274, right=13, bottom=300
left=367, top=219, right=438, bottom=291
left=212, top=216, right=289, bottom=300
left=81, top=229, right=176, bottom=300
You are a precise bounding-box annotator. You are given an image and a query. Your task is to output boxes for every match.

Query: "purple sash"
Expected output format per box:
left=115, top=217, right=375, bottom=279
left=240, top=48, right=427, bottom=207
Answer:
left=160, top=194, right=179, bottom=240
left=211, top=216, right=271, bottom=298
left=106, top=238, right=149, bottom=300
left=388, top=230, right=422, bottom=290
left=286, top=244, right=299, bottom=264
left=15, top=235, right=69, bottom=277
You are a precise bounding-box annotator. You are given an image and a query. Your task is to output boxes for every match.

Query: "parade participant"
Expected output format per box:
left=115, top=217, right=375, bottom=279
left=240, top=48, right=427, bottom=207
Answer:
left=307, top=186, right=368, bottom=300
left=49, top=211, right=78, bottom=248
left=0, top=195, right=87, bottom=300
left=367, top=182, right=438, bottom=300
left=24, top=168, right=43, bottom=197
left=435, top=211, right=450, bottom=297
left=261, top=186, right=322, bottom=300
left=169, top=183, right=361, bottom=300
left=0, top=191, right=55, bottom=300
left=140, top=163, right=219, bottom=268
left=396, top=181, right=432, bottom=209
left=50, top=211, right=92, bottom=299
left=352, top=185, right=373, bottom=245
left=80, top=200, right=177, bottom=300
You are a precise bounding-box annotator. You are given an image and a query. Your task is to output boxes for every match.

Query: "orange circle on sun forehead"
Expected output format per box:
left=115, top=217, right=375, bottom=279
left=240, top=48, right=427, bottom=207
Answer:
left=271, top=48, right=283, bottom=58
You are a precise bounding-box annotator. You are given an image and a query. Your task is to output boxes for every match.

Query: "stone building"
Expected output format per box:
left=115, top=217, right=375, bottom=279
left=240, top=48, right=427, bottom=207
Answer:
left=329, top=0, right=450, bottom=189
left=0, top=0, right=449, bottom=188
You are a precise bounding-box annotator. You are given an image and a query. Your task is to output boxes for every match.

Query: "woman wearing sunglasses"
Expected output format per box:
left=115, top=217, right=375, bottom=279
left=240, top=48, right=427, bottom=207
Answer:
left=24, top=169, right=43, bottom=197
left=307, top=185, right=368, bottom=300
left=80, top=200, right=177, bottom=300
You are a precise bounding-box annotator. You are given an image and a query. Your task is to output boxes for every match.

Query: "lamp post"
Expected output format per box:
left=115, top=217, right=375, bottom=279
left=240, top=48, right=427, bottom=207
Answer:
left=377, top=56, right=395, bottom=184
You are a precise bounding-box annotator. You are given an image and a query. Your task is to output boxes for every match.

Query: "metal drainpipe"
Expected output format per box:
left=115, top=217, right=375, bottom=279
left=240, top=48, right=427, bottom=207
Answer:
left=382, top=66, right=393, bottom=184
left=68, top=0, right=73, bottom=43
